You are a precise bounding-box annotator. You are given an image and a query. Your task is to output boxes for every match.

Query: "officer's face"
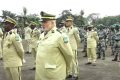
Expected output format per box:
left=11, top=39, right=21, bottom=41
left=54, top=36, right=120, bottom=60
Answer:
left=30, top=25, right=36, bottom=30
left=65, top=21, right=73, bottom=27
left=4, top=22, right=14, bottom=32
left=42, top=20, right=54, bottom=32
left=87, top=27, right=92, bottom=31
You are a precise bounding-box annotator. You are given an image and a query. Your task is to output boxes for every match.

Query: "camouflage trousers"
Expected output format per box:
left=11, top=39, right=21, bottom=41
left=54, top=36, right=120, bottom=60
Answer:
left=114, top=48, right=120, bottom=60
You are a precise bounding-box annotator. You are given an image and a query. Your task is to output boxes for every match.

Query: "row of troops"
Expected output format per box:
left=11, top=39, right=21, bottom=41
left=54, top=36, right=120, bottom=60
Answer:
left=0, top=11, right=119, bottom=80
left=80, top=24, right=120, bottom=61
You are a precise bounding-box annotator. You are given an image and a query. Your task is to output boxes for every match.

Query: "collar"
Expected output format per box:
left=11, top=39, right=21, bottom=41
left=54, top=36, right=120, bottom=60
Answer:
left=67, top=25, right=73, bottom=29
left=43, top=26, right=57, bottom=38
left=46, top=26, right=57, bottom=34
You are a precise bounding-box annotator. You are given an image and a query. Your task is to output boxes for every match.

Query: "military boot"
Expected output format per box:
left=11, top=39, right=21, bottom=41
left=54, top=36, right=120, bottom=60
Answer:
left=102, top=52, right=105, bottom=60
left=112, top=55, right=118, bottom=61
left=83, top=52, right=87, bottom=57
left=97, top=52, right=101, bottom=59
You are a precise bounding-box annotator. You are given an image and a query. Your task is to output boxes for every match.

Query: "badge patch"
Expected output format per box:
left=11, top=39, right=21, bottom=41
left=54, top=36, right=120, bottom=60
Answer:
left=15, top=35, right=19, bottom=41
left=63, top=36, right=68, bottom=43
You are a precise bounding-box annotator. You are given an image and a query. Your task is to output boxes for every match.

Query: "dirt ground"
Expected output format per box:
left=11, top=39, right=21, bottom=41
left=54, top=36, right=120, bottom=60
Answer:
left=0, top=41, right=120, bottom=80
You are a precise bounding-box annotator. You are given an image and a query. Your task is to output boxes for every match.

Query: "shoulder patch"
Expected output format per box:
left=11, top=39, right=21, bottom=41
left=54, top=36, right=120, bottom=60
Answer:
left=15, top=35, right=19, bottom=41
left=63, top=36, right=69, bottom=43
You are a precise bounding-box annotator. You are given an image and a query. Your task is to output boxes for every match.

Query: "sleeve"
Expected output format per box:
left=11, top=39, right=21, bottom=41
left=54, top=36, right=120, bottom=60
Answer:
left=0, top=28, right=3, bottom=37
left=74, top=28, right=81, bottom=48
left=58, top=34, right=73, bottom=72
left=12, top=34, right=24, bottom=60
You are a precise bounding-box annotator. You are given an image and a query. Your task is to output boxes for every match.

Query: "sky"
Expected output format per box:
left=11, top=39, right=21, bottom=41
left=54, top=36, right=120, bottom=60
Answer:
left=0, top=0, right=120, bottom=18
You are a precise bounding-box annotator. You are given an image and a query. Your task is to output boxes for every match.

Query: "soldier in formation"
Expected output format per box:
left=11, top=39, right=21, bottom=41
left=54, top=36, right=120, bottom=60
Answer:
left=97, top=24, right=107, bottom=60
left=112, top=24, right=120, bottom=61
left=109, top=25, right=116, bottom=56
left=29, top=21, right=40, bottom=70
left=24, top=23, right=32, bottom=54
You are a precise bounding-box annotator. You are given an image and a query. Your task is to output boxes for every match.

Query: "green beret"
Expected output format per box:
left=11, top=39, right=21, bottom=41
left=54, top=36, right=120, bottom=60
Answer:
left=40, top=11, right=56, bottom=22
left=115, top=24, right=120, bottom=28
left=4, top=16, right=16, bottom=25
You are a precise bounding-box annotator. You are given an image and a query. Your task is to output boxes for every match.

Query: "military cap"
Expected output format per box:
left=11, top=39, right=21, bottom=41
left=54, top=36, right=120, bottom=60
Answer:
left=111, top=25, right=115, bottom=28
left=66, top=15, right=73, bottom=21
left=40, top=11, right=56, bottom=22
left=4, top=16, right=16, bottom=25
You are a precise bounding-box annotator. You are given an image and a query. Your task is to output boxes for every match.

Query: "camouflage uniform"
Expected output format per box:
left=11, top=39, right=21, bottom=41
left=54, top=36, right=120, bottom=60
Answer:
left=112, top=30, right=120, bottom=61
left=110, top=30, right=116, bottom=55
left=97, top=29, right=106, bottom=60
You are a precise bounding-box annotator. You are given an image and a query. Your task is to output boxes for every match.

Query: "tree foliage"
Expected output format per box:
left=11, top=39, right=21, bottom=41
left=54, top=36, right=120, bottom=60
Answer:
left=57, top=10, right=86, bottom=28
left=96, top=15, right=120, bottom=26
left=1, top=9, right=120, bottom=28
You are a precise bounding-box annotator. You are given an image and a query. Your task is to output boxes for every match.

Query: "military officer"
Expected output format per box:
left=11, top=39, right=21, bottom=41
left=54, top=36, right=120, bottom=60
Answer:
left=61, top=16, right=81, bottom=79
left=24, top=23, right=32, bottom=54
left=86, top=25, right=99, bottom=66
left=0, top=27, right=3, bottom=60
left=29, top=21, right=40, bottom=70
left=35, top=11, right=73, bottom=80
left=2, top=16, right=24, bottom=80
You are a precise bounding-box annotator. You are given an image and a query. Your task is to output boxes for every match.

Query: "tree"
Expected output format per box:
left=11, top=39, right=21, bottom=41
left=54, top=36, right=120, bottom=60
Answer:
left=87, top=13, right=99, bottom=26
left=22, top=7, right=27, bottom=28
left=57, top=9, right=87, bottom=28
left=78, top=10, right=85, bottom=27
left=56, top=9, right=72, bottom=27
left=2, top=10, right=16, bottom=19
left=27, top=14, right=40, bottom=26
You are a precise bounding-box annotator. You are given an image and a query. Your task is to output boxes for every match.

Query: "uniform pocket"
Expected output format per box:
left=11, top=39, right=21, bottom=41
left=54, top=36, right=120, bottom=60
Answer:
left=45, top=63, right=57, bottom=78
left=45, top=63, right=57, bottom=69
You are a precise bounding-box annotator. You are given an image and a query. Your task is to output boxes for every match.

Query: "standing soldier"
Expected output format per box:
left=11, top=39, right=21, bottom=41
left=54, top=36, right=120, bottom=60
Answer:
left=2, top=17, right=24, bottom=80
left=110, top=25, right=116, bottom=55
left=35, top=11, right=73, bottom=80
left=86, top=25, right=99, bottom=66
left=112, top=24, right=120, bottom=61
left=82, top=26, right=87, bottom=57
left=29, top=21, right=40, bottom=70
left=61, top=16, right=81, bottom=79
left=97, top=25, right=106, bottom=60
left=0, top=27, right=3, bottom=60
left=24, top=23, right=32, bottom=54
left=58, top=20, right=65, bottom=29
